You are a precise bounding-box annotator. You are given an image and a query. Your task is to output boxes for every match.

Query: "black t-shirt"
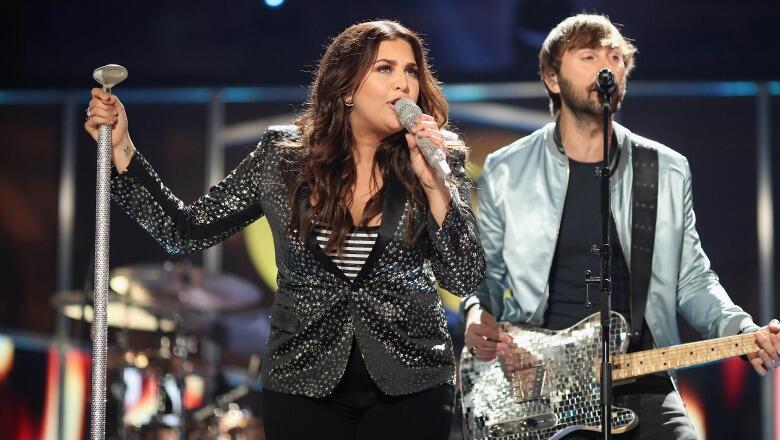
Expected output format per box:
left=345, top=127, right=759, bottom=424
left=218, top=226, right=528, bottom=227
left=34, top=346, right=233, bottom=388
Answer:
left=544, top=157, right=653, bottom=351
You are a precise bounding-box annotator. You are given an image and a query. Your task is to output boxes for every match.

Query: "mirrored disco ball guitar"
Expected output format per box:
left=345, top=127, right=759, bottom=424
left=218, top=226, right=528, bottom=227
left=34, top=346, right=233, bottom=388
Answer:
left=459, top=312, right=763, bottom=440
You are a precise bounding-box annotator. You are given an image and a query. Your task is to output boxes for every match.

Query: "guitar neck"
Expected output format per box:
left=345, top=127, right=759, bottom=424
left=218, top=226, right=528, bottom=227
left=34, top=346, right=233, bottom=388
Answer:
left=611, top=330, right=764, bottom=381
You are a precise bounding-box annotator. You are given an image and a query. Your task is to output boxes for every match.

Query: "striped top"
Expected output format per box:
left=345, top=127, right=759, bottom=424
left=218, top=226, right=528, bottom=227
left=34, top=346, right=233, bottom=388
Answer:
left=313, top=225, right=379, bottom=279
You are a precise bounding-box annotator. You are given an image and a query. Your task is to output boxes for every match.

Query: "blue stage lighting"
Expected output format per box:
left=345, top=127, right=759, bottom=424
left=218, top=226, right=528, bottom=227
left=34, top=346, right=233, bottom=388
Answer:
left=265, top=0, right=284, bottom=7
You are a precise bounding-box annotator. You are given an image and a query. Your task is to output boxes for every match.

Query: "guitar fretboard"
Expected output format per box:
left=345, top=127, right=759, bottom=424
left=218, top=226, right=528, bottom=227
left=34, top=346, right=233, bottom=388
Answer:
left=611, top=330, right=765, bottom=381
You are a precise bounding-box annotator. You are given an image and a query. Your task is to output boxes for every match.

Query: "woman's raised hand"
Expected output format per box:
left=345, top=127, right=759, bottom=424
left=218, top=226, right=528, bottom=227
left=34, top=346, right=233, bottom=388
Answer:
left=84, top=87, right=135, bottom=171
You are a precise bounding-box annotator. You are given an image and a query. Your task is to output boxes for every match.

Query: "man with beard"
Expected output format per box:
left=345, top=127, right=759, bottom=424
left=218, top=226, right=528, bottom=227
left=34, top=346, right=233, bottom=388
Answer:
left=462, top=14, right=780, bottom=439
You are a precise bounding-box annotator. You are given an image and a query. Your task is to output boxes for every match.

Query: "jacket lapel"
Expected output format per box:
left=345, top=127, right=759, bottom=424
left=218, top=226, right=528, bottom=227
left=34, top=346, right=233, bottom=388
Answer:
left=301, top=198, right=352, bottom=283
left=300, top=172, right=406, bottom=285
left=352, top=171, right=405, bottom=285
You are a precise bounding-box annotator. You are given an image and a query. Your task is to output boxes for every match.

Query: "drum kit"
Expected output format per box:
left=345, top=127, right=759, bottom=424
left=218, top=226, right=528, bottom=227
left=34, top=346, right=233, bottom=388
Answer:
left=51, top=261, right=268, bottom=440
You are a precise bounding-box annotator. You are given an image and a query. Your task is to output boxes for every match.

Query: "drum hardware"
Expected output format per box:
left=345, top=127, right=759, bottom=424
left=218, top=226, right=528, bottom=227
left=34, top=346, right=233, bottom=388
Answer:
left=51, top=261, right=263, bottom=439
left=190, top=355, right=263, bottom=439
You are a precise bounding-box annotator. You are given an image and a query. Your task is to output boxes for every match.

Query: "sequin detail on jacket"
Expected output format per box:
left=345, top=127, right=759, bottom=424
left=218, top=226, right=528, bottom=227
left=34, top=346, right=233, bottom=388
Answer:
left=111, top=125, right=485, bottom=397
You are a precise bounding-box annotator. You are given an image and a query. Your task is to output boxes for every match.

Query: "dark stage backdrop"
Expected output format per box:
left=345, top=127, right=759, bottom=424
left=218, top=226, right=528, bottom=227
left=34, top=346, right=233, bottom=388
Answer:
left=1, top=0, right=778, bottom=88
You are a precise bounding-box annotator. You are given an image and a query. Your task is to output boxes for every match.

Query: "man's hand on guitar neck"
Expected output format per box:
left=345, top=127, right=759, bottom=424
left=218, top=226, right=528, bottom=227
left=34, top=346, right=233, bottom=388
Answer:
left=465, top=305, right=513, bottom=361
left=748, top=319, right=780, bottom=375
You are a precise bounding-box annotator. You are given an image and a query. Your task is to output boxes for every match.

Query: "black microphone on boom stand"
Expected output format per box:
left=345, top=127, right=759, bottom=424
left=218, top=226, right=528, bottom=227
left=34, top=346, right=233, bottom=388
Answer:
left=596, top=68, right=617, bottom=104
left=597, top=68, right=617, bottom=93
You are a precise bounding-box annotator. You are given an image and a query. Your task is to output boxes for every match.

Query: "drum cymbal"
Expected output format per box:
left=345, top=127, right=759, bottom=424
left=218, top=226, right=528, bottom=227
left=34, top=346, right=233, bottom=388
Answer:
left=109, top=262, right=262, bottom=313
left=51, top=290, right=176, bottom=332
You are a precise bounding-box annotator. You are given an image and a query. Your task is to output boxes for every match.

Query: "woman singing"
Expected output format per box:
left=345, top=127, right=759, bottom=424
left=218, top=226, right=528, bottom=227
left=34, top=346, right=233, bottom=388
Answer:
left=85, top=20, right=485, bottom=440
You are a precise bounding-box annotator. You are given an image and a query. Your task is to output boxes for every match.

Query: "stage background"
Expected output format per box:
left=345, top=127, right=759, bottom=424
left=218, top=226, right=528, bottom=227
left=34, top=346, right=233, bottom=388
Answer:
left=1, top=1, right=779, bottom=439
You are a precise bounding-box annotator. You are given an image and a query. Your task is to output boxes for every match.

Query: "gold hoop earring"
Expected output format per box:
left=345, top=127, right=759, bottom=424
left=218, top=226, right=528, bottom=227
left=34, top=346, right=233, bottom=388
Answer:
left=344, top=99, right=354, bottom=108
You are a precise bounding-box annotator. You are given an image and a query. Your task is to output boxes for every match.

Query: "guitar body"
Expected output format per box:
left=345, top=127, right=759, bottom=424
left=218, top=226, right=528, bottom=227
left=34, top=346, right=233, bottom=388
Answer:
left=459, top=312, right=637, bottom=440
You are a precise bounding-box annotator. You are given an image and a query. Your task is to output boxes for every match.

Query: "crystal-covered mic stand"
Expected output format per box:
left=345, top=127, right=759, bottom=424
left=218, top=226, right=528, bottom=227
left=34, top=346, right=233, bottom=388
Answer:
left=90, top=64, right=127, bottom=440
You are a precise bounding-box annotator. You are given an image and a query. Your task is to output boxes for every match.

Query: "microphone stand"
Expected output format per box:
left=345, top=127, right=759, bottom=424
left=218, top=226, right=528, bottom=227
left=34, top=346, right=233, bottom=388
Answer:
left=90, top=64, right=127, bottom=440
left=584, top=68, right=616, bottom=440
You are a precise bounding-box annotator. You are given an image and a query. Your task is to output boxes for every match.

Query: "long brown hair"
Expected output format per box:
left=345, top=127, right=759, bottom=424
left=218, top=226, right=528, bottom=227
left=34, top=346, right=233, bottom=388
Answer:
left=289, top=20, right=448, bottom=253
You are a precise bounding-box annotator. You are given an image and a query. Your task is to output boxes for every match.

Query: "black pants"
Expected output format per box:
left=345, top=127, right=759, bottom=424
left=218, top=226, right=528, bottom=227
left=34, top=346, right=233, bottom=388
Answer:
left=561, top=375, right=698, bottom=440
left=262, top=340, right=454, bottom=440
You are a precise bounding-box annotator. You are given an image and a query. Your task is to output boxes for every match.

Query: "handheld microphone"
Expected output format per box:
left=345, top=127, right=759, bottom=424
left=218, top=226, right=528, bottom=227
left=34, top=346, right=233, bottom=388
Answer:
left=394, top=98, right=451, bottom=179
left=596, top=68, right=617, bottom=98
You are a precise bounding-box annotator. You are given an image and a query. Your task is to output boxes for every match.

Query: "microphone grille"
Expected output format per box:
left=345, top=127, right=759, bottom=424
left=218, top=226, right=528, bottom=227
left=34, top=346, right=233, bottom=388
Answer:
left=394, top=98, right=421, bottom=131
left=597, top=68, right=616, bottom=94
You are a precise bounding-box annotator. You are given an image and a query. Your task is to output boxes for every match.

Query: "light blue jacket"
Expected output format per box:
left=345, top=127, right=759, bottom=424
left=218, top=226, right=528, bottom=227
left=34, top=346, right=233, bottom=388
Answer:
left=463, top=122, right=757, bottom=348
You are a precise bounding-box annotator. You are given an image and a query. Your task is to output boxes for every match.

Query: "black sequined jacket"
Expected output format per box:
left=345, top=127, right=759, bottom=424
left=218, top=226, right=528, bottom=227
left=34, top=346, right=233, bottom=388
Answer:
left=111, top=124, right=485, bottom=397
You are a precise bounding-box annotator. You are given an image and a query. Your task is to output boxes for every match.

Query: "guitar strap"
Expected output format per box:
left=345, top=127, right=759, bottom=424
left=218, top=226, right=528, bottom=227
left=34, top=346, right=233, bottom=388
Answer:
left=629, top=143, right=658, bottom=345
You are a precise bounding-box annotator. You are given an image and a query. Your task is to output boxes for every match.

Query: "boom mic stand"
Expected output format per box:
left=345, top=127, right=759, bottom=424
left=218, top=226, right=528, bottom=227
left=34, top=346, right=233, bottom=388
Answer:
left=584, top=67, right=618, bottom=440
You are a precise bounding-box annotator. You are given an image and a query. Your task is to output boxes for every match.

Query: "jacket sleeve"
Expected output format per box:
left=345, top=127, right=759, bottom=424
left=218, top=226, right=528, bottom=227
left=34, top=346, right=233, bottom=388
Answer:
left=675, top=159, right=758, bottom=338
left=110, top=131, right=270, bottom=254
left=460, top=155, right=508, bottom=320
left=426, top=145, right=486, bottom=297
